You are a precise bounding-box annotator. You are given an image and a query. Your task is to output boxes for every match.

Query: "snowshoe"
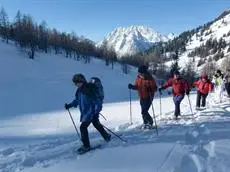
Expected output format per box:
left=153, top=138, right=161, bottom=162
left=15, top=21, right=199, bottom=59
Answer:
left=174, top=116, right=180, bottom=120
left=76, top=144, right=102, bottom=155
left=196, top=107, right=201, bottom=111
left=105, top=134, right=111, bottom=142
left=141, top=124, right=156, bottom=130
left=77, top=146, right=91, bottom=154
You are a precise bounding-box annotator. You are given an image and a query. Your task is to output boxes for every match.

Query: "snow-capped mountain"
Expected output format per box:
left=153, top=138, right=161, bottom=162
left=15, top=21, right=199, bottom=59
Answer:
left=98, top=25, right=171, bottom=57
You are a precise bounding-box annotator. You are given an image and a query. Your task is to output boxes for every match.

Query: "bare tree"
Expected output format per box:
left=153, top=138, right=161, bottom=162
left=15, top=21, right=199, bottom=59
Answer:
left=221, top=56, right=230, bottom=72
left=0, top=7, right=9, bottom=43
left=181, top=60, right=197, bottom=86
left=201, top=61, right=217, bottom=79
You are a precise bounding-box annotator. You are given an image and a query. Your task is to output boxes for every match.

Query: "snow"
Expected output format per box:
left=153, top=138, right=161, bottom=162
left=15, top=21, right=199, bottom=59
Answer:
left=97, top=25, right=170, bottom=57
left=171, top=12, right=230, bottom=71
left=1, top=41, right=230, bottom=172
left=186, top=13, right=230, bottom=51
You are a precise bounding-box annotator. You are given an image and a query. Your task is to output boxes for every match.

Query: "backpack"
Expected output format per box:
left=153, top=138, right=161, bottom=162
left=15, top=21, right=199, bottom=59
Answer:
left=89, top=77, right=104, bottom=102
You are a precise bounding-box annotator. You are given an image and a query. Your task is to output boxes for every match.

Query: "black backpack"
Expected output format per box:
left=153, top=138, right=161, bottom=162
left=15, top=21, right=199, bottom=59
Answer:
left=89, top=77, right=104, bottom=102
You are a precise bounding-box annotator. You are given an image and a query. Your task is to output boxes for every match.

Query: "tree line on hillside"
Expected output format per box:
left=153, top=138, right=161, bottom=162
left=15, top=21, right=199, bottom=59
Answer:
left=135, top=10, right=230, bottom=66
left=0, top=7, right=117, bottom=64
left=188, top=37, right=230, bottom=67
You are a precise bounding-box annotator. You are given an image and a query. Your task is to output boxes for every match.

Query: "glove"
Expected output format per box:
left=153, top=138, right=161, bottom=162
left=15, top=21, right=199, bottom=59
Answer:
left=64, top=103, right=71, bottom=110
left=128, top=83, right=133, bottom=89
left=186, top=90, right=190, bottom=95
left=158, top=87, right=162, bottom=92
left=146, top=87, right=152, bottom=92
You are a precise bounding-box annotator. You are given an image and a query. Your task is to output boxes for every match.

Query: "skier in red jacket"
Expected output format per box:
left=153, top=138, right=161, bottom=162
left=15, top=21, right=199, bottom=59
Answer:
left=193, top=73, right=213, bottom=110
left=159, top=71, right=190, bottom=119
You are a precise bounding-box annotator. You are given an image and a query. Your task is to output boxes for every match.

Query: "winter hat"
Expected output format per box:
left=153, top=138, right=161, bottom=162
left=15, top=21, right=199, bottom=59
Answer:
left=138, top=65, right=148, bottom=74
left=216, top=69, right=222, bottom=74
left=72, top=73, right=87, bottom=83
left=201, top=73, right=208, bottom=80
left=173, top=70, right=180, bottom=76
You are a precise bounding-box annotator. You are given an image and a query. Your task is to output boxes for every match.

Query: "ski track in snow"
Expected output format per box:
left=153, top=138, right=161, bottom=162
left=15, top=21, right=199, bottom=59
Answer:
left=1, top=41, right=230, bottom=171
left=1, top=97, right=230, bottom=172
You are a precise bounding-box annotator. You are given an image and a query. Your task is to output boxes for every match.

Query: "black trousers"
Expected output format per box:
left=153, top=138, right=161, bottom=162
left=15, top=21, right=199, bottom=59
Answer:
left=140, top=98, right=153, bottom=125
left=80, top=117, right=110, bottom=148
left=196, top=91, right=208, bottom=107
left=225, top=83, right=230, bottom=96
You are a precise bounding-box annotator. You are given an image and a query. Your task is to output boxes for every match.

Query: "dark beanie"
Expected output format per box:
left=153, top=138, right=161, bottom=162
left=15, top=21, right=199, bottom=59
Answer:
left=173, top=70, right=180, bottom=75
left=138, top=65, right=148, bottom=74
left=72, top=73, right=87, bottom=83
left=216, top=69, right=222, bottom=74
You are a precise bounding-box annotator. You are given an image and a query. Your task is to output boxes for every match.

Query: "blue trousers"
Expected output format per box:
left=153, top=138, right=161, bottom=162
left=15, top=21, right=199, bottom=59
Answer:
left=173, top=95, right=184, bottom=117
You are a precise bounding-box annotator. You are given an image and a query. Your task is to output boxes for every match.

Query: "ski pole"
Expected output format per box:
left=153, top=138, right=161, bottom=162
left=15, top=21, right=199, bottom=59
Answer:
left=159, top=91, right=162, bottom=119
left=99, top=113, right=107, bottom=120
left=149, top=93, right=158, bottom=135
left=129, top=89, right=133, bottom=125
left=67, top=109, right=81, bottom=140
left=187, top=95, right=194, bottom=116
left=102, top=124, right=127, bottom=143
left=151, top=101, right=159, bottom=136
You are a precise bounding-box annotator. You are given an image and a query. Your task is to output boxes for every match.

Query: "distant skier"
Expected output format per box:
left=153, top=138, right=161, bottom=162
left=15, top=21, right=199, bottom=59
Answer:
left=65, top=73, right=111, bottom=154
left=128, top=65, right=157, bottom=129
left=193, top=73, right=213, bottom=110
left=224, top=68, right=230, bottom=97
left=213, top=69, right=225, bottom=102
left=159, top=70, right=190, bottom=119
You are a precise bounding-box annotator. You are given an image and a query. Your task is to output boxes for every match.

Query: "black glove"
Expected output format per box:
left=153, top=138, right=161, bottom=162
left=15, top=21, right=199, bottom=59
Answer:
left=65, top=103, right=71, bottom=110
left=158, top=87, right=163, bottom=92
left=146, top=87, right=152, bottom=92
left=128, top=83, right=134, bottom=89
left=186, top=90, right=190, bottom=95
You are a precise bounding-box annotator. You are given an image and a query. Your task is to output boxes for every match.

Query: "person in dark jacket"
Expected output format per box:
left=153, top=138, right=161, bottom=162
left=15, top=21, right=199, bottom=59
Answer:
left=65, top=73, right=111, bottom=153
left=193, top=73, right=213, bottom=110
left=159, top=70, right=190, bottom=119
left=128, top=65, right=157, bottom=128
left=224, top=68, right=230, bottom=97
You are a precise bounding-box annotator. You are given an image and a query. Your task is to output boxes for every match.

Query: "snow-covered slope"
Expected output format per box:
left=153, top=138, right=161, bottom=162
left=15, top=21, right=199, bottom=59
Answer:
left=165, top=9, right=230, bottom=70
left=167, top=33, right=177, bottom=40
left=1, top=41, right=230, bottom=172
left=98, top=25, right=170, bottom=57
left=185, top=10, right=230, bottom=53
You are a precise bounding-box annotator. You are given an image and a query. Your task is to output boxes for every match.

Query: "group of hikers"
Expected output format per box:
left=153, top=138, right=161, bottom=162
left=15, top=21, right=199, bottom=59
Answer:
left=64, top=65, right=230, bottom=153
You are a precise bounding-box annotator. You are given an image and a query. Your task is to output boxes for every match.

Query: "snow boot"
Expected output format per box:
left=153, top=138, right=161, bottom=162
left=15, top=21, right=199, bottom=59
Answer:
left=77, top=145, right=91, bottom=154
left=105, top=134, right=111, bottom=142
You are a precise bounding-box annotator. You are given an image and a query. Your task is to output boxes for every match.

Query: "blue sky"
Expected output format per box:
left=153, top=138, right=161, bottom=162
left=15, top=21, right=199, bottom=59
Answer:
left=0, top=0, right=229, bottom=42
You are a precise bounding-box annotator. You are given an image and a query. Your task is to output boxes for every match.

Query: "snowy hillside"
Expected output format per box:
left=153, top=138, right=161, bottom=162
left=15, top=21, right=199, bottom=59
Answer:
left=97, top=25, right=170, bottom=57
left=165, top=9, right=230, bottom=69
left=1, top=41, right=230, bottom=172
left=167, top=33, right=177, bottom=40
left=187, top=9, right=230, bottom=50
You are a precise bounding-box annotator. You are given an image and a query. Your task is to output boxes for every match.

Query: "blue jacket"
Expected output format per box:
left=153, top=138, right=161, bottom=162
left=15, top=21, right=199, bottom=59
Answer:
left=70, top=83, right=102, bottom=122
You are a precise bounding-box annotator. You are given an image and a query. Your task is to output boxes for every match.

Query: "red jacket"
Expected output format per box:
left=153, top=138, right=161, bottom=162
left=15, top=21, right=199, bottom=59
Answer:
left=193, top=79, right=213, bottom=94
left=134, top=74, right=157, bottom=99
left=162, top=77, right=189, bottom=96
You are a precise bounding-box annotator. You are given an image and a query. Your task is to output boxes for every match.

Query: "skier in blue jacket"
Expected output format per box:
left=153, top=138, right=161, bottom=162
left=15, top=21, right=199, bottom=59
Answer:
left=65, top=73, right=111, bottom=153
